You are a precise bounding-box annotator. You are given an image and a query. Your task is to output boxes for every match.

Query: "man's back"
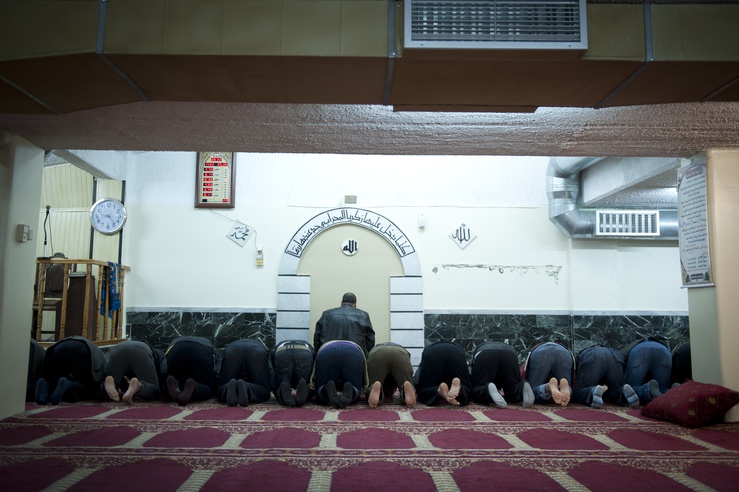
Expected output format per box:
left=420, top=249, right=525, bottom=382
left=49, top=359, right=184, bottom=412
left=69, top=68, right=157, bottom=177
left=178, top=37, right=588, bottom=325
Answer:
left=314, top=303, right=375, bottom=355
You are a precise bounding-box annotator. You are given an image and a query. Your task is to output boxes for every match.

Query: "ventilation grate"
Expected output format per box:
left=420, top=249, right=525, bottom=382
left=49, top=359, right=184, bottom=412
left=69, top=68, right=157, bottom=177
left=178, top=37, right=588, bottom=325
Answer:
left=596, top=210, right=661, bottom=237
left=405, top=0, right=587, bottom=50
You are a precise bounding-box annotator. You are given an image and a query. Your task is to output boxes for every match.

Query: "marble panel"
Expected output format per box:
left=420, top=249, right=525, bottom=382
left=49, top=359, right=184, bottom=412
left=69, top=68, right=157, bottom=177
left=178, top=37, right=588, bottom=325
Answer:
left=572, top=314, right=689, bottom=355
left=390, top=328, right=425, bottom=349
left=276, top=328, right=311, bottom=344
left=390, top=312, right=424, bottom=329
left=277, top=292, right=311, bottom=311
left=277, top=274, right=310, bottom=293
left=406, top=348, right=423, bottom=368
left=127, top=311, right=276, bottom=351
left=127, top=309, right=688, bottom=365
left=390, top=293, right=423, bottom=312
left=390, top=276, right=423, bottom=293
left=424, top=313, right=688, bottom=365
left=276, top=311, right=310, bottom=330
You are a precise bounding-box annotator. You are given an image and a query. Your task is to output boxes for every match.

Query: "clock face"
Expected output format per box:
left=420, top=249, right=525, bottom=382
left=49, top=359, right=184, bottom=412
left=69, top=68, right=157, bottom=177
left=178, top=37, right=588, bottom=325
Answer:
left=90, top=198, right=127, bottom=235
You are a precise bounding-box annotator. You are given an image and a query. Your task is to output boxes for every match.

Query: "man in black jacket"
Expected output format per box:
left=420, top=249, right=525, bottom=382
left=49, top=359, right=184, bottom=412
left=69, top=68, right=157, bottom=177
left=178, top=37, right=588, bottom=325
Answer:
left=313, top=292, right=375, bottom=356
left=311, top=292, right=375, bottom=409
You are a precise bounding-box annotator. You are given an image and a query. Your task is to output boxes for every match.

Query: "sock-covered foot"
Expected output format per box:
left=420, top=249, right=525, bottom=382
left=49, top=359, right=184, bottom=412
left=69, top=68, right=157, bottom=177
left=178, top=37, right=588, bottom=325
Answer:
left=122, top=377, right=141, bottom=405
left=591, top=385, right=607, bottom=409
left=549, top=377, right=562, bottom=404
left=338, top=381, right=353, bottom=409
left=166, top=375, right=180, bottom=401
left=35, top=378, right=49, bottom=405
left=559, top=378, right=571, bottom=406
left=104, top=376, right=120, bottom=402
left=623, top=383, right=640, bottom=409
left=226, top=378, right=238, bottom=407
left=487, top=382, right=507, bottom=408
left=403, top=381, right=416, bottom=408
left=177, top=378, right=196, bottom=406
left=279, top=381, right=296, bottom=407
left=648, top=379, right=662, bottom=400
left=325, top=380, right=341, bottom=409
left=295, top=379, right=309, bottom=407
left=236, top=380, right=249, bottom=407
left=50, top=377, right=72, bottom=405
left=522, top=381, right=535, bottom=408
left=368, top=381, right=382, bottom=408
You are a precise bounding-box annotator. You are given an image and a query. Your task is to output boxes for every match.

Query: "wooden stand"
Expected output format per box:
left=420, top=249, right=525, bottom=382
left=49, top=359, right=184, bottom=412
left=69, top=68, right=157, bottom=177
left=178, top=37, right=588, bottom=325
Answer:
left=33, top=258, right=130, bottom=345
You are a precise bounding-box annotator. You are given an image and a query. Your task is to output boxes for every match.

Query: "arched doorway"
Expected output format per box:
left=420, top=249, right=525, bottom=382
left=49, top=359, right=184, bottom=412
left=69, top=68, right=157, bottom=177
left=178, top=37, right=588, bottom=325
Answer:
left=276, top=208, right=424, bottom=366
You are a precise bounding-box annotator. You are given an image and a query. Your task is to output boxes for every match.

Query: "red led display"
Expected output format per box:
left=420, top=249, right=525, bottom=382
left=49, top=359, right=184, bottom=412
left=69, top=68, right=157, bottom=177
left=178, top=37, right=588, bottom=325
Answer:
left=196, top=152, right=234, bottom=208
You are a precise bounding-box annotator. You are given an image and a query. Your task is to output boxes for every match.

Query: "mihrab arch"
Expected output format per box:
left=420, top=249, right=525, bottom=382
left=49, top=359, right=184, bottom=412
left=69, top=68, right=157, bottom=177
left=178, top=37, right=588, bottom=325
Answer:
left=276, top=207, right=424, bottom=365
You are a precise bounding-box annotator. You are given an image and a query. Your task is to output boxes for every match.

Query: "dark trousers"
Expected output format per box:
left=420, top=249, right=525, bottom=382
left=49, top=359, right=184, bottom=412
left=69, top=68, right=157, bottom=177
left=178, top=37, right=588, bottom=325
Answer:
left=414, top=341, right=471, bottom=406
left=217, top=339, right=272, bottom=403
left=671, top=341, right=692, bottom=385
left=105, top=340, right=161, bottom=400
left=39, top=338, right=94, bottom=402
left=313, top=342, right=365, bottom=404
left=625, top=341, right=672, bottom=404
left=572, top=346, right=627, bottom=405
left=27, top=340, right=45, bottom=402
left=471, top=341, right=525, bottom=404
left=164, top=340, right=216, bottom=401
left=272, top=341, right=315, bottom=403
left=526, top=342, right=574, bottom=403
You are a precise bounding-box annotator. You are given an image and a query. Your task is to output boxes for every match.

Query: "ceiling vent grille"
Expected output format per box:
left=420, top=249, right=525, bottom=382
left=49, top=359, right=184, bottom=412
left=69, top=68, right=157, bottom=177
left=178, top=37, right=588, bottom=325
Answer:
left=404, top=0, right=587, bottom=50
left=595, top=210, right=661, bottom=237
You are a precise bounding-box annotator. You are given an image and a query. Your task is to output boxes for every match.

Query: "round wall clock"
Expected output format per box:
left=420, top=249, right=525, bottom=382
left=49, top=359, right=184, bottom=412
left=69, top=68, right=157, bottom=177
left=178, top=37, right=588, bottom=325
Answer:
left=90, top=198, right=127, bottom=235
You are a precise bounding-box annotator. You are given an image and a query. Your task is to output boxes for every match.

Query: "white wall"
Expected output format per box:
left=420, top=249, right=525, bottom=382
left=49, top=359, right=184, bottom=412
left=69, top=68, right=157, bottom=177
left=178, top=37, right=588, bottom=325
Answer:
left=0, top=136, right=44, bottom=419
left=74, top=150, right=688, bottom=315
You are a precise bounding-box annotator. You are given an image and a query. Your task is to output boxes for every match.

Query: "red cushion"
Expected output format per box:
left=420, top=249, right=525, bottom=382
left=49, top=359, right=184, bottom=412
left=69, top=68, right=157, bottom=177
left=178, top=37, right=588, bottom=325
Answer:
left=641, top=380, right=739, bottom=428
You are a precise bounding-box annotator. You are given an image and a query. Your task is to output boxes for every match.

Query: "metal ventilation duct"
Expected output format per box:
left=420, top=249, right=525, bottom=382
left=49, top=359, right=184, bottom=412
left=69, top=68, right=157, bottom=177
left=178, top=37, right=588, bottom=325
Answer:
left=546, top=157, right=679, bottom=240
left=404, top=0, right=588, bottom=50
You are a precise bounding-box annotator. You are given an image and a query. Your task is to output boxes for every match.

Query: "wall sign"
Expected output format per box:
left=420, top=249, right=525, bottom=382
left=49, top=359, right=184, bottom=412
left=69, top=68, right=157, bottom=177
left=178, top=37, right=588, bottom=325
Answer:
left=195, top=151, right=235, bottom=208
left=342, top=238, right=358, bottom=256
left=285, top=208, right=415, bottom=258
left=227, top=221, right=253, bottom=247
left=677, top=159, right=713, bottom=287
left=450, top=223, right=477, bottom=249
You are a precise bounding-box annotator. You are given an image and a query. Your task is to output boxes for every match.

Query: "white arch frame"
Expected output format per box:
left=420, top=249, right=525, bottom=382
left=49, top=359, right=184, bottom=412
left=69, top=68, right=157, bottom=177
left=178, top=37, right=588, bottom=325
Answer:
left=276, top=208, right=424, bottom=365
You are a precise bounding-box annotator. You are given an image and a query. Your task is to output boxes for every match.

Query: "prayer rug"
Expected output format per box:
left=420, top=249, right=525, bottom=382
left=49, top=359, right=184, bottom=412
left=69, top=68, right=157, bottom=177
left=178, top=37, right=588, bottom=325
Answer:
left=1, top=400, right=738, bottom=491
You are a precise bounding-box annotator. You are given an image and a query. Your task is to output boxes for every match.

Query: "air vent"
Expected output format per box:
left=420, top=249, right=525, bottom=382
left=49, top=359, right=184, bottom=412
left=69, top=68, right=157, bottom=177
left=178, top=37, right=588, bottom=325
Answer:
left=595, top=210, right=661, bottom=237
left=404, top=0, right=587, bottom=50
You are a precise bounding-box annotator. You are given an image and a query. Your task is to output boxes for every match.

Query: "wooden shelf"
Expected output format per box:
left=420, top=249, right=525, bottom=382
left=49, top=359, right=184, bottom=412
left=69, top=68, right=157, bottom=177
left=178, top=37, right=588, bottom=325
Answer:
left=33, top=258, right=130, bottom=345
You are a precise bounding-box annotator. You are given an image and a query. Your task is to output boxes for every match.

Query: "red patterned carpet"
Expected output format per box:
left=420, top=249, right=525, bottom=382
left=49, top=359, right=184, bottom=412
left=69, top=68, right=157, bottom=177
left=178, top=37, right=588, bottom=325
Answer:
left=1, top=399, right=738, bottom=491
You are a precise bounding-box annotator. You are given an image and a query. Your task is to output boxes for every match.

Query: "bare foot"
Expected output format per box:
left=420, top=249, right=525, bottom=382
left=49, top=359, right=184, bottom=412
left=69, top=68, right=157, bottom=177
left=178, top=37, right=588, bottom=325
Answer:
left=104, top=376, right=120, bottom=402
left=438, top=382, right=457, bottom=405
left=403, top=381, right=416, bottom=408
left=438, top=378, right=461, bottom=405
left=368, top=381, right=382, bottom=408
left=122, top=377, right=142, bottom=405
left=559, top=378, right=571, bottom=406
left=549, top=377, right=563, bottom=405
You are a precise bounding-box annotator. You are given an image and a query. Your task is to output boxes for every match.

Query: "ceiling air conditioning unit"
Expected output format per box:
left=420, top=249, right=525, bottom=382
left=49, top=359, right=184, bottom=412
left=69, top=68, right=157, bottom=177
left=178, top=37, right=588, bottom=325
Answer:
left=404, top=0, right=588, bottom=51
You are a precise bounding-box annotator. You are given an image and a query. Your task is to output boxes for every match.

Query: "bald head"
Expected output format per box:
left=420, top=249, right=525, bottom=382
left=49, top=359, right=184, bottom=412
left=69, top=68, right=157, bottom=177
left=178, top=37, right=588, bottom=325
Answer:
left=342, top=292, right=357, bottom=305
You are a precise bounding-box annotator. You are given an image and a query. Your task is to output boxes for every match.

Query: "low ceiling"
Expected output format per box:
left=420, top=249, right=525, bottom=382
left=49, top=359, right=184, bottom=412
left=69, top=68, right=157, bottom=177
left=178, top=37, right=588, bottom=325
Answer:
left=5, top=99, right=732, bottom=210
left=2, top=101, right=737, bottom=158
left=0, top=1, right=737, bottom=211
